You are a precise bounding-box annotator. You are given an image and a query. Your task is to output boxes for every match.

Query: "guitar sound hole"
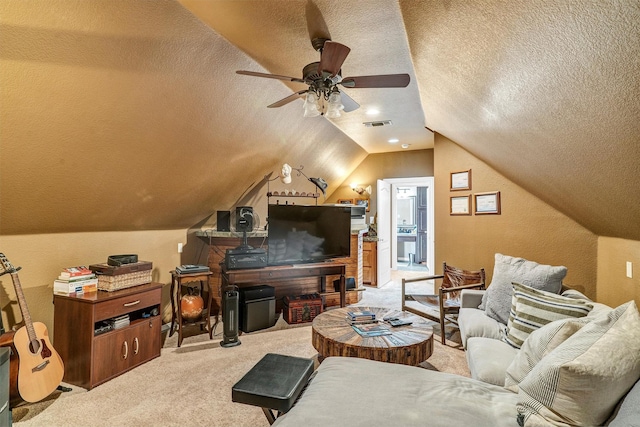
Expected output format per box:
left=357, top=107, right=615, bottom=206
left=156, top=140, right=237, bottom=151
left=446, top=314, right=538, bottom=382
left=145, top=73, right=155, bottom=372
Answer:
left=29, top=339, right=42, bottom=355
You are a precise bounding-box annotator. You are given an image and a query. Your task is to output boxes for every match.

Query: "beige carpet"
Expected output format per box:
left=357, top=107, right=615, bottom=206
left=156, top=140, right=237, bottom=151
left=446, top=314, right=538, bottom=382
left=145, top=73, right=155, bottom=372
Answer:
left=13, top=272, right=469, bottom=426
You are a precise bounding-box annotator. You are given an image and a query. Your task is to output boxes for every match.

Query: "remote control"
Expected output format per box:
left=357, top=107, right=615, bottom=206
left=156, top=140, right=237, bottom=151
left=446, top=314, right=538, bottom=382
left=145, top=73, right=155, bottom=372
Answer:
left=389, top=319, right=412, bottom=327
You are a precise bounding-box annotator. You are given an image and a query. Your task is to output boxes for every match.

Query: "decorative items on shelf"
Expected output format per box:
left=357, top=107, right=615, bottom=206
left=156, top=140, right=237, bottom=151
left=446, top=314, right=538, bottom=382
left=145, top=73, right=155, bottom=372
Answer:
left=266, top=164, right=327, bottom=205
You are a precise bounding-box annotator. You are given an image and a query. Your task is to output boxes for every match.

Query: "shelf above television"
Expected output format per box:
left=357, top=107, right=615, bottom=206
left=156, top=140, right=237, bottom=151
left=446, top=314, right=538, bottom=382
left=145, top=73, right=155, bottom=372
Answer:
left=267, top=192, right=320, bottom=198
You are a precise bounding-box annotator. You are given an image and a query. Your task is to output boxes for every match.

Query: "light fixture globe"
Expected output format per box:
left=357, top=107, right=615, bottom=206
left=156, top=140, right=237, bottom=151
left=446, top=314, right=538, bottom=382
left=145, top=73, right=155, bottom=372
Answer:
left=303, top=91, right=321, bottom=117
left=326, top=90, right=344, bottom=118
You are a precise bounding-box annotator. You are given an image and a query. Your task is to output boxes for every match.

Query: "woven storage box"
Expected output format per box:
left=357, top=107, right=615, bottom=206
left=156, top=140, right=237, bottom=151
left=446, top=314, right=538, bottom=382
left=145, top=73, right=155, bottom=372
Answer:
left=283, top=293, right=323, bottom=324
left=97, top=269, right=152, bottom=292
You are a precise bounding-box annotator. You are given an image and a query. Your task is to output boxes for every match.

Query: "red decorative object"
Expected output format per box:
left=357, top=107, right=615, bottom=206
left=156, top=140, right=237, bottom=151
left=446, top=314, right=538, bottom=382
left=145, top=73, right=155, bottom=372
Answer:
left=181, top=287, right=204, bottom=321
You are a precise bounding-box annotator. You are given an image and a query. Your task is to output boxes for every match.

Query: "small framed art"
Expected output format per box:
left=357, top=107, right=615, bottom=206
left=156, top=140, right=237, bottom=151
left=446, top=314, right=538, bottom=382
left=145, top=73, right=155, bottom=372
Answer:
left=450, top=195, right=471, bottom=215
left=337, top=198, right=354, bottom=205
left=356, top=198, right=370, bottom=212
left=474, top=191, right=501, bottom=215
left=450, top=169, right=471, bottom=191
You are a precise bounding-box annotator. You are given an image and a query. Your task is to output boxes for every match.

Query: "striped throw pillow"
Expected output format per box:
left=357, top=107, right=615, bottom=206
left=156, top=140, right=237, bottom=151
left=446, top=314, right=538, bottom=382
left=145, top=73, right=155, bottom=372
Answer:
left=504, top=282, right=593, bottom=349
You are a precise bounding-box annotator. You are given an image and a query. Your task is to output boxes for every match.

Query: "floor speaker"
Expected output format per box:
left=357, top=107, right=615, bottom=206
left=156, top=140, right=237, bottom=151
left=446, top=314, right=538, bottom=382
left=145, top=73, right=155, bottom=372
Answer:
left=217, top=210, right=231, bottom=232
left=221, top=287, right=241, bottom=347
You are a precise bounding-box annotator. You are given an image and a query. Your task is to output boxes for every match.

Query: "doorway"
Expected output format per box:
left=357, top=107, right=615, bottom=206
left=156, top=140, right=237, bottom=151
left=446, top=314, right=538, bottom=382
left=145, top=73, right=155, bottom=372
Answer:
left=383, top=177, right=434, bottom=273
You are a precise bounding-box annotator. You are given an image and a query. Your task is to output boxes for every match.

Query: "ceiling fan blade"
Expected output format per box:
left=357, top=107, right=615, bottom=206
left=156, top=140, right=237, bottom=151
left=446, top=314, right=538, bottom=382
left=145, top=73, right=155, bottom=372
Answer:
left=340, top=91, right=359, bottom=112
left=267, top=90, right=309, bottom=108
left=305, top=0, right=331, bottom=43
left=341, top=74, right=410, bottom=88
left=236, top=70, right=305, bottom=84
left=318, top=41, right=351, bottom=77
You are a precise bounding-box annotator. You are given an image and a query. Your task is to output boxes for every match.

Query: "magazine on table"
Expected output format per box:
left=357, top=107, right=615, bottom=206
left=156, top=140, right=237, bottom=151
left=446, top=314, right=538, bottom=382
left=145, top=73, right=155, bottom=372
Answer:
left=352, top=323, right=392, bottom=337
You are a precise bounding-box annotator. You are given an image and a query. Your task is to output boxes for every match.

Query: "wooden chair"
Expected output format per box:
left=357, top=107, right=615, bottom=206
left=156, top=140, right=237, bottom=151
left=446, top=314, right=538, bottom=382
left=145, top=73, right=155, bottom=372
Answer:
left=401, top=262, right=486, bottom=345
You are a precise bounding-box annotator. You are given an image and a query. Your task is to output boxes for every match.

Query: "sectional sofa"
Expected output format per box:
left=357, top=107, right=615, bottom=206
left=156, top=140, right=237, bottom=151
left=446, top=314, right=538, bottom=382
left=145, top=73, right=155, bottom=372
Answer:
left=273, top=254, right=640, bottom=426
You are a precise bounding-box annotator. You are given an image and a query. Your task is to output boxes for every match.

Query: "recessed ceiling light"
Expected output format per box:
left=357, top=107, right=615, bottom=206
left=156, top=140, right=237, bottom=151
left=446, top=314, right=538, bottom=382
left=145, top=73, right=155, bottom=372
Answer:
left=388, top=138, right=399, bottom=143
left=366, top=108, right=380, bottom=116
left=401, top=143, right=410, bottom=149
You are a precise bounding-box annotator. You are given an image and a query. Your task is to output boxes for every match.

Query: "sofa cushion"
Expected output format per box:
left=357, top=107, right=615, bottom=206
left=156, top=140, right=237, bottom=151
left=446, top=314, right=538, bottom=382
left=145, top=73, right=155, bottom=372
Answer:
left=459, top=307, right=505, bottom=349
left=516, top=301, right=640, bottom=426
left=273, top=357, right=520, bottom=427
left=504, top=282, right=593, bottom=349
left=607, top=379, right=640, bottom=426
left=504, top=316, right=590, bottom=392
left=466, top=337, right=518, bottom=387
left=480, top=254, right=567, bottom=325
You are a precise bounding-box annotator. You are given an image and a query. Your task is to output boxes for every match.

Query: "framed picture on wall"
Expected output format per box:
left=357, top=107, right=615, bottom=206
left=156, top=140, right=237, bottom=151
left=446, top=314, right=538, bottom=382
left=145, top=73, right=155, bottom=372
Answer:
left=474, top=191, right=501, bottom=215
left=450, top=169, right=472, bottom=191
left=337, top=198, right=354, bottom=205
left=356, top=198, right=370, bottom=212
left=450, top=195, right=471, bottom=215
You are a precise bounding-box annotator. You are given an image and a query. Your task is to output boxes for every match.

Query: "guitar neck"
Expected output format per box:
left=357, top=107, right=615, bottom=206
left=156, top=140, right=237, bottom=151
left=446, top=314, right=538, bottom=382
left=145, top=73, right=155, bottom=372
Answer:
left=10, top=272, right=37, bottom=343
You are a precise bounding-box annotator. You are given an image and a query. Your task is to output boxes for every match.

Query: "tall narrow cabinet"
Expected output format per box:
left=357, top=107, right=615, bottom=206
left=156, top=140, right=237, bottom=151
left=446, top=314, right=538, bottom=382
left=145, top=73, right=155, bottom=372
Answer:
left=53, top=282, right=162, bottom=390
left=363, top=240, right=378, bottom=287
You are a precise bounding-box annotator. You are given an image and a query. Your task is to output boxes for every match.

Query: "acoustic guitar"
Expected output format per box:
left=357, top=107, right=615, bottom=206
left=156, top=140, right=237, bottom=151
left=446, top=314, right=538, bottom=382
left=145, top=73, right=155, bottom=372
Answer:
left=0, top=253, right=64, bottom=404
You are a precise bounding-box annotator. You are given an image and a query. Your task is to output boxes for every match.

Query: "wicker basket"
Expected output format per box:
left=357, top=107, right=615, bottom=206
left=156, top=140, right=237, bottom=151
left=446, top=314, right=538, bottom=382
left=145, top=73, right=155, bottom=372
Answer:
left=97, top=270, right=152, bottom=292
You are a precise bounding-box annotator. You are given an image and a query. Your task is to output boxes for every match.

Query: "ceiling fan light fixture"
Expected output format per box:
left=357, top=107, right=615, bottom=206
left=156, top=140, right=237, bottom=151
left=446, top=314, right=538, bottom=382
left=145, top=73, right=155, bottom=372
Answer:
left=325, top=89, right=344, bottom=118
left=303, top=91, right=321, bottom=117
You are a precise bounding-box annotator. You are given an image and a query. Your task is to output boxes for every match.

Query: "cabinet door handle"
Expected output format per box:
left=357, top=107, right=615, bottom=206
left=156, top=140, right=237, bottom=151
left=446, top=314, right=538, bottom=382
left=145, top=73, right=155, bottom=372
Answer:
left=122, top=341, right=128, bottom=360
left=133, top=337, right=139, bottom=355
left=123, top=300, right=141, bottom=307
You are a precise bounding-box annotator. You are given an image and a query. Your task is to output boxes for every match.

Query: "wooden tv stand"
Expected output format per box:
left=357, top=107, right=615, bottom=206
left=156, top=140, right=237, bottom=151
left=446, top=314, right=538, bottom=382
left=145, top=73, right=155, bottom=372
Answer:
left=222, top=262, right=347, bottom=308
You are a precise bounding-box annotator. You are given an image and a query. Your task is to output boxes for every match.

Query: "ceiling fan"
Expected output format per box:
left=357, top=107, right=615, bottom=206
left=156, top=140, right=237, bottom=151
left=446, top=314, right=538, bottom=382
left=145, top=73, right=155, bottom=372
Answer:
left=235, top=2, right=410, bottom=118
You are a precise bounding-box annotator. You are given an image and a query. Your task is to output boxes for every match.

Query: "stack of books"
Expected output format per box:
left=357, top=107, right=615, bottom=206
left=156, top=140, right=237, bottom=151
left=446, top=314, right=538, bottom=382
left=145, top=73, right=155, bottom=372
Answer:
left=346, top=310, right=377, bottom=324
left=53, top=266, right=98, bottom=295
left=110, top=314, right=130, bottom=330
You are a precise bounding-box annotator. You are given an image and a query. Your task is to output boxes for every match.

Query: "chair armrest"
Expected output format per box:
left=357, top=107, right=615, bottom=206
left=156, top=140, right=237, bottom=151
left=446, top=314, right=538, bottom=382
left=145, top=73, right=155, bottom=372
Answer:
left=440, top=283, right=485, bottom=295
left=460, top=289, right=486, bottom=309
left=401, top=275, right=444, bottom=285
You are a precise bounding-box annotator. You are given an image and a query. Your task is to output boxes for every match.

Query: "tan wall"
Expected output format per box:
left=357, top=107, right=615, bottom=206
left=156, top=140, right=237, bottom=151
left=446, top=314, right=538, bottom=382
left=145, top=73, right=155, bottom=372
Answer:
left=327, top=149, right=435, bottom=219
left=0, top=230, right=189, bottom=340
left=597, top=237, right=640, bottom=308
left=434, top=134, right=598, bottom=298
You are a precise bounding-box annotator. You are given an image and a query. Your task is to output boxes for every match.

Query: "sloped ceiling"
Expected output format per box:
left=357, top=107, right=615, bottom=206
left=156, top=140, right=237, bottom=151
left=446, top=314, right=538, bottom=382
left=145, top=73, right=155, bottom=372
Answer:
left=1, top=0, right=639, bottom=241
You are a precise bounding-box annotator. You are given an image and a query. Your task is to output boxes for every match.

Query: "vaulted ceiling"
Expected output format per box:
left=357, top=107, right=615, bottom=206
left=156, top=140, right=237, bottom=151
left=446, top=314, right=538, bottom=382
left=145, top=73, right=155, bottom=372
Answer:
left=1, top=1, right=639, bottom=241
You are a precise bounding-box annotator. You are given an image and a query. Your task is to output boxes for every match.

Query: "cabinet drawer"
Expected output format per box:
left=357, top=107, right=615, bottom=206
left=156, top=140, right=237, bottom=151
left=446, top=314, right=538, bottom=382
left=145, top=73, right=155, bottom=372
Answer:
left=94, top=288, right=160, bottom=321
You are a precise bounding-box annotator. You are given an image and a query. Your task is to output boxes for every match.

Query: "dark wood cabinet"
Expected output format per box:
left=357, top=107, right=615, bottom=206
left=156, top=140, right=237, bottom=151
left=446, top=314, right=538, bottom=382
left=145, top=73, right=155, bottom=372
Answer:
left=53, top=283, right=162, bottom=390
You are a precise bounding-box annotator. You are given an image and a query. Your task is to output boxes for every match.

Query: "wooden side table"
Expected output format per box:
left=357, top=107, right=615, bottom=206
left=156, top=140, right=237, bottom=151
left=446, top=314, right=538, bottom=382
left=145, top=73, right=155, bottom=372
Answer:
left=170, top=271, right=214, bottom=347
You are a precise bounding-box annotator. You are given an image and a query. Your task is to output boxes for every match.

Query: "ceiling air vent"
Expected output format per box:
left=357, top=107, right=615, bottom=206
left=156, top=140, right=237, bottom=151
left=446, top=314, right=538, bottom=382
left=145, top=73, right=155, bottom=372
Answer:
left=363, top=120, right=392, bottom=127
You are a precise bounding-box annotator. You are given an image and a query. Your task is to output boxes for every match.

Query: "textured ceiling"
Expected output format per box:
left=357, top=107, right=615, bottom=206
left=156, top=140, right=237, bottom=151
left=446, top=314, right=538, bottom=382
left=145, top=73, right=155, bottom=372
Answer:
left=178, top=0, right=432, bottom=154
left=180, top=0, right=640, bottom=240
left=1, top=0, right=639, bottom=241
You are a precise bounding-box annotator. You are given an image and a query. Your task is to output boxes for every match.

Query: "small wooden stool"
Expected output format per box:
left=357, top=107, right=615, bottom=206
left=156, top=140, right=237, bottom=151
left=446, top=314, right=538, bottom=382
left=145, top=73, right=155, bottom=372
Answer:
left=232, top=353, right=314, bottom=424
left=170, top=270, right=214, bottom=347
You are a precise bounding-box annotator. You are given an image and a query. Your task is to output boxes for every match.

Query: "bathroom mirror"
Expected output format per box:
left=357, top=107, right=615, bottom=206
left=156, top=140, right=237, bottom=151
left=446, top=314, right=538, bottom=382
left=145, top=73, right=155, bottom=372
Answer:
left=397, top=197, right=415, bottom=226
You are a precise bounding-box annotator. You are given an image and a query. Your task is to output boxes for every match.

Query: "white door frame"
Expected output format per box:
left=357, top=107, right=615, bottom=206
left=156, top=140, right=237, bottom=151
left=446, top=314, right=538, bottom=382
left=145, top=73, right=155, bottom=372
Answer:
left=383, top=177, right=434, bottom=273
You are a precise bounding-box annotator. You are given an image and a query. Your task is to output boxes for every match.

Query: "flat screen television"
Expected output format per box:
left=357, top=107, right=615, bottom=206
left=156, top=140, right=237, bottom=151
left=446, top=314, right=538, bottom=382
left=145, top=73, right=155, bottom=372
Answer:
left=267, top=204, right=351, bottom=266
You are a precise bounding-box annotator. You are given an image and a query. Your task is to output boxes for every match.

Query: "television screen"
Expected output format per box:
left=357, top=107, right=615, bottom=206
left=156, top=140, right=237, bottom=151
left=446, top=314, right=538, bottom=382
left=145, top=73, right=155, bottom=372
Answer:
left=267, top=204, right=351, bottom=265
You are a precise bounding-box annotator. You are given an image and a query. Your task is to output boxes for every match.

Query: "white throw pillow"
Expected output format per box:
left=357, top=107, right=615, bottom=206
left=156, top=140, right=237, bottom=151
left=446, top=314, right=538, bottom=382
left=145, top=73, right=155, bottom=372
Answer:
left=504, top=282, right=593, bottom=349
left=480, top=254, right=567, bottom=325
left=516, top=301, right=640, bottom=426
left=504, top=316, right=590, bottom=392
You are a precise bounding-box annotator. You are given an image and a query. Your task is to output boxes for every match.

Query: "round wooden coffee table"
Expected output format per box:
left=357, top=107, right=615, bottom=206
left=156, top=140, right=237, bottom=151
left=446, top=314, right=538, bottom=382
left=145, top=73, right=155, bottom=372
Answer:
left=311, top=306, right=433, bottom=366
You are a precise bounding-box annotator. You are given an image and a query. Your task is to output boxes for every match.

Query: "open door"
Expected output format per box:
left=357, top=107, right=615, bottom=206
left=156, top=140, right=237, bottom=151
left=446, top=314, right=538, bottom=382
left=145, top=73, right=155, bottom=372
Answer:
left=376, top=179, right=391, bottom=286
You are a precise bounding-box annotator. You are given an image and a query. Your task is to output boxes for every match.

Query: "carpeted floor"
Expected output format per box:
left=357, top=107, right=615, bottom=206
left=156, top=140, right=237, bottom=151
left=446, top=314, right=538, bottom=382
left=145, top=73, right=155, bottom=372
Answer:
left=13, top=272, right=469, bottom=426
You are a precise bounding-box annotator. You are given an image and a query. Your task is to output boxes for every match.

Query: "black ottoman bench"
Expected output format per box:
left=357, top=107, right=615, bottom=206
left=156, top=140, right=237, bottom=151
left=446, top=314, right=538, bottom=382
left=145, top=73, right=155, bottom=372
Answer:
left=232, top=353, right=315, bottom=424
